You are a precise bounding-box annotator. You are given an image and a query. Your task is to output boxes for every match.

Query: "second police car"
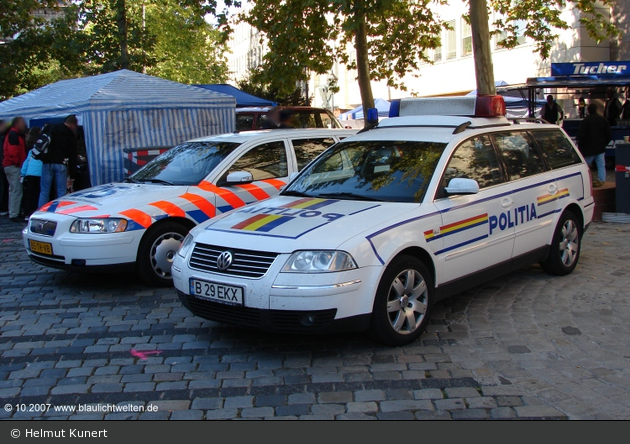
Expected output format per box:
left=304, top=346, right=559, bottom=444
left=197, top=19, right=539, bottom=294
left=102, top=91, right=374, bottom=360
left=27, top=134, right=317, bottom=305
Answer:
left=23, top=129, right=356, bottom=286
left=173, top=96, right=594, bottom=345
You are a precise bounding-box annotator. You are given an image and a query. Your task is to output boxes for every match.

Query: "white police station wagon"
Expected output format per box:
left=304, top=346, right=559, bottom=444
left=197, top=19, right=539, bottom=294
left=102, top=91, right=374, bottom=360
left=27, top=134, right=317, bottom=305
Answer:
left=172, top=97, right=594, bottom=345
left=23, top=129, right=356, bottom=286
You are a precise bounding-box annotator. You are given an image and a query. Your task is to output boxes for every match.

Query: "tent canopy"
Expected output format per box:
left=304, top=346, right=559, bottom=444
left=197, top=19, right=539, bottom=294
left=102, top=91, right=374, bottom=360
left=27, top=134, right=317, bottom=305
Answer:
left=194, top=84, right=276, bottom=107
left=0, top=70, right=236, bottom=185
left=339, top=98, right=391, bottom=120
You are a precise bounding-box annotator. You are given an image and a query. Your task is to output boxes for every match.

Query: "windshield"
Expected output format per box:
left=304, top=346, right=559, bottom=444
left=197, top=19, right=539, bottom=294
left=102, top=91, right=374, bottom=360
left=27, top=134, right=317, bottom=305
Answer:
left=284, top=140, right=447, bottom=203
left=130, top=141, right=241, bottom=185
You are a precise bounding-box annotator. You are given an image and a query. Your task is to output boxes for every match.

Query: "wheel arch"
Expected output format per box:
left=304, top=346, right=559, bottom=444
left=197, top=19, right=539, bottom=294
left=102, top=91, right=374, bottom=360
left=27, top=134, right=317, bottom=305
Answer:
left=391, top=246, right=436, bottom=286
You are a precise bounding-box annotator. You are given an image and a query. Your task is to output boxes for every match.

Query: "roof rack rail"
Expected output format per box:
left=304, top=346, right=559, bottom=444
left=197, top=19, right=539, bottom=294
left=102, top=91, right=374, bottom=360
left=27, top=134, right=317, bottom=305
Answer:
left=510, top=117, right=547, bottom=124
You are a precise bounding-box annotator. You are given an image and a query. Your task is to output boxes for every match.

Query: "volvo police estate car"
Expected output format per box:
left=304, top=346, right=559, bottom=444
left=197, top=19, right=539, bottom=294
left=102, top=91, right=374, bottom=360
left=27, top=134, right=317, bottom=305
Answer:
left=173, top=96, right=594, bottom=345
left=23, top=129, right=356, bottom=286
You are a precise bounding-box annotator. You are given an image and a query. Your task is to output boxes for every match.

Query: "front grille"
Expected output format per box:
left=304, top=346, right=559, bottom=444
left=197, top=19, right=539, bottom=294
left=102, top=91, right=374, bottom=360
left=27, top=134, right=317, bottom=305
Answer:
left=178, top=291, right=337, bottom=333
left=189, top=243, right=279, bottom=279
left=30, top=219, right=57, bottom=236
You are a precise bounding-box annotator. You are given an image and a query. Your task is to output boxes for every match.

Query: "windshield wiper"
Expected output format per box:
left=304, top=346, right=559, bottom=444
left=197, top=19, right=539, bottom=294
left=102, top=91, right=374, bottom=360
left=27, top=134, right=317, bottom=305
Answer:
left=140, top=178, right=175, bottom=186
left=123, top=177, right=140, bottom=183
left=317, top=192, right=382, bottom=201
left=282, top=190, right=311, bottom=198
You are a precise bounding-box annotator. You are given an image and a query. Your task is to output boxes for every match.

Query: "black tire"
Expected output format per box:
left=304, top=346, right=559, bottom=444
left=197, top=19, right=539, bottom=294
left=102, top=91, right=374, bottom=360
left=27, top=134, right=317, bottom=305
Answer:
left=540, top=210, right=582, bottom=276
left=369, top=255, right=433, bottom=346
left=137, top=221, right=190, bottom=287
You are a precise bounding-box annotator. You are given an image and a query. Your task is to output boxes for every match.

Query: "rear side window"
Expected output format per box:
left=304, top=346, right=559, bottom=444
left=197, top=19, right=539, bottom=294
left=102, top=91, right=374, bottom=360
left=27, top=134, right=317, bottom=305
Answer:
left=492, top=132, right=547, bottom=180
left=531, top=130, right=582, bottom=169
left=292, top=138, right=336, bottom=170
left=441, top=135, right=504, bottom=192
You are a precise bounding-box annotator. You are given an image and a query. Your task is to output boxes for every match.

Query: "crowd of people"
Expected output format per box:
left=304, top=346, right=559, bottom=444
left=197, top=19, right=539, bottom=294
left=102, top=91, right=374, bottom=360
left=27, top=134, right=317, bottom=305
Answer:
left=0, top=115, right=79, bottom=223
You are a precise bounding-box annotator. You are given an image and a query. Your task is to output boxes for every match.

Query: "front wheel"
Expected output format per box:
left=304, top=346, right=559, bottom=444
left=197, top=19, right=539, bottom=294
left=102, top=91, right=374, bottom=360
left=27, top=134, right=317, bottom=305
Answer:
left=540, top=210, right=582, bottom=276
left=369, top=255, right=433, bottom=346
left=137, top=221, right=189, bottom=286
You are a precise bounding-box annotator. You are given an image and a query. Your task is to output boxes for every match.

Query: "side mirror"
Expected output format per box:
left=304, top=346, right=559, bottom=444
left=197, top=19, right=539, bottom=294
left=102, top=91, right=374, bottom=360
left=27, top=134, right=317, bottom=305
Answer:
left=225, top=171, right=253, bottom=185
left=445, top=178, right=479, bottom=195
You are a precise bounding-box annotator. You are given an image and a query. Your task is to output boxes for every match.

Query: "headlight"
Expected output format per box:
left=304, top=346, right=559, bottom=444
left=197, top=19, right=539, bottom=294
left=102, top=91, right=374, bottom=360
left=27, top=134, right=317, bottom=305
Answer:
left=177, top=234, right=194, bottom=258
left=282, top=250, right=357, bottom=273
left=70, top=218, right=128, bottom=234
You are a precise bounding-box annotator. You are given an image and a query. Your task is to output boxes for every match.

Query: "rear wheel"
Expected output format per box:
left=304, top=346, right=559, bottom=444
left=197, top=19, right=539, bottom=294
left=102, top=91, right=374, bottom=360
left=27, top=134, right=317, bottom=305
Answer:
left=369, top=255, right=433, bottom=346
left=137, top=221, right=189, bottom=286
left=540, top=210, right=582, bottom=276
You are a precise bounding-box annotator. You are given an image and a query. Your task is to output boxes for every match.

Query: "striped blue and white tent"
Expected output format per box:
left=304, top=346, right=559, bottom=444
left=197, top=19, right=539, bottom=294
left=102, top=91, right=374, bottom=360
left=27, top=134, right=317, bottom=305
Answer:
left=0, top=70, right=236, bottom=185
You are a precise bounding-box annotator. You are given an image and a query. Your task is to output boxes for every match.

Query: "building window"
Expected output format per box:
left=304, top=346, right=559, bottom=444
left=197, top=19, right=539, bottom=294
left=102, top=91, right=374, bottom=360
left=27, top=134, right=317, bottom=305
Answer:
left=461, top=18, right=472, bottom=57
left=446, top=20, right=456, bottom=60
left=495, top=19, right=527, bottom=49
left=433, top=45, right=443, bottom=63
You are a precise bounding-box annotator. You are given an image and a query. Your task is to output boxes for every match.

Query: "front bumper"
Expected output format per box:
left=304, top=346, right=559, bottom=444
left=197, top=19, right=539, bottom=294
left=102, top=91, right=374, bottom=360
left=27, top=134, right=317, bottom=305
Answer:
left=22, top=213, right=143, bottom=269
left=176, top=290, right=370, bottom=333
left=172, top=253, right=382, bottom=334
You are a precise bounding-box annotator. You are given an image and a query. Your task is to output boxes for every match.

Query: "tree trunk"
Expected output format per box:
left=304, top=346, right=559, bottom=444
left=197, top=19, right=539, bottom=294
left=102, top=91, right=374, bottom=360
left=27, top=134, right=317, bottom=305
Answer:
left=354, top=14, right=374, bottom=127
left=115, top=0, right=129, bottom=70
left=469, top=0, right=495, bottom=95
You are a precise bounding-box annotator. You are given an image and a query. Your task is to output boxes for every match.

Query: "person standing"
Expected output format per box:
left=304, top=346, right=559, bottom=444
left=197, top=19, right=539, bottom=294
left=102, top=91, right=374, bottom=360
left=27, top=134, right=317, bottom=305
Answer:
left=21, top=127, right=43, bottom=219
left=604, top=88, right=622, bottom=126
left=577, top=104, right=611, bottom=186
left=0, top=121, right=10, bottom=216
left=540, top=95, right=564, bottom=124
left=621, top=88, right=630, bottom=121
left=2, top=117, right=27, bottom=222
left=39, top=115, right=78, bottom=208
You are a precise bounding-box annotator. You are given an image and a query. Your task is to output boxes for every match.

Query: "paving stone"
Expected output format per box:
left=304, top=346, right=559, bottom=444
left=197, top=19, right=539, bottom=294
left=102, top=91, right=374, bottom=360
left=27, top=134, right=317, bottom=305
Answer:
left=444, top=387, right=480, bottom=398
left=241, top=407, right=275, bottom=418
left=514, top=405, right=567, bottom=419
left=318, top=391, right=353, bottom=403
left=434, top=398, right=466, bottom=411
left=288, top=393, right=316, bottom=405
left=413, top=389, right=444, bottom=400
left=224, top=396, right=254, bottom=409
left=191, top=398, right=223, bottom=410
left=346, top=402, right=378, bottom=413
left=380, top=400, right=434, bottom=412
left=276, top=404, right=310, bottom=417
left=171, top=410, right=204, bottom=420
left=376, top=411, right=416, bottom=420
left=205, top=408, right=239, bottom=420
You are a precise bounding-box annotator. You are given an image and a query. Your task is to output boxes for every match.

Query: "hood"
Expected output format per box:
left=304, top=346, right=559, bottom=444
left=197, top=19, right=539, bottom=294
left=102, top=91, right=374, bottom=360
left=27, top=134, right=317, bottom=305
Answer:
left=199, top=195, right=416, bottom=252
left=37, top=183, right=190, bottom=218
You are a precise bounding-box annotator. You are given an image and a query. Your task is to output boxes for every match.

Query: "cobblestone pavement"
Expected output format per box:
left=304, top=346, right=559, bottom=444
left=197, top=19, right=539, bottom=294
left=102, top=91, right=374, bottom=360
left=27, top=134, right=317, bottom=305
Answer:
left=1, top=218, right=630, bottom=420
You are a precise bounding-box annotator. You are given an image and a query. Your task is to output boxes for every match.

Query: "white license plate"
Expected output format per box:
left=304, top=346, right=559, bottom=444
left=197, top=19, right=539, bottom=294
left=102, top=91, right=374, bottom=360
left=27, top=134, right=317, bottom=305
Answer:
left=189, top=279, right=243, bottom=306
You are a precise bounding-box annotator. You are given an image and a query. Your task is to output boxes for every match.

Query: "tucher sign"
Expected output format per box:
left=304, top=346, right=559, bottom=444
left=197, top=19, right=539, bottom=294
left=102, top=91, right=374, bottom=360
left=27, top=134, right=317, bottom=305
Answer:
left=551, top=61, right=629, bottom=77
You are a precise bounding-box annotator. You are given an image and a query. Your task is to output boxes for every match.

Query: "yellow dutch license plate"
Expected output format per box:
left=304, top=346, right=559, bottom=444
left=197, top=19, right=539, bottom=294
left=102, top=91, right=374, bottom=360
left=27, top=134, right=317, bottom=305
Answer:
left=29, top=240, right=53, bottom=256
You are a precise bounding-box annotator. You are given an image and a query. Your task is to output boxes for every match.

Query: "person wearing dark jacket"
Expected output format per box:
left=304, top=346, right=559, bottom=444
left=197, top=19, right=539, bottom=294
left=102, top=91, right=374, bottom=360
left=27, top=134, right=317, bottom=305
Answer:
left=2, top=117, right=27, bottom=222
left=577, top=104, right=611, bottom=184
left=0, top=120, right=9, bottom=216
left=38, top=115, right=78, bottom=208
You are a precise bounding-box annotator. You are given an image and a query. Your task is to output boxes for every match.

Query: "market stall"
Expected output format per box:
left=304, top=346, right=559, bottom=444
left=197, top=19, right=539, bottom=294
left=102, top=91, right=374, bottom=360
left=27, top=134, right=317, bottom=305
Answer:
left=0, top=70, right=236, bottom=185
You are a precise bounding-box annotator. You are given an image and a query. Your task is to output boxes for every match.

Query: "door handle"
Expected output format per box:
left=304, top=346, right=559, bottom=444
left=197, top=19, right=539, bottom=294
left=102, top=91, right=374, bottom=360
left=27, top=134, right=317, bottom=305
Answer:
left=547, top=183, right=558, bottom=195
left=501, top=197, right=513, bottom=208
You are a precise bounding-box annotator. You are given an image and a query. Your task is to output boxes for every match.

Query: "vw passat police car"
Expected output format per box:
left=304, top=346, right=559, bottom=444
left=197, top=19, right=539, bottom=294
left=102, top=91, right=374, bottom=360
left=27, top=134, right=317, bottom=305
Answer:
left=23, top=129, right=356, bottom=286
left=173, top=96, right=594, bottom=345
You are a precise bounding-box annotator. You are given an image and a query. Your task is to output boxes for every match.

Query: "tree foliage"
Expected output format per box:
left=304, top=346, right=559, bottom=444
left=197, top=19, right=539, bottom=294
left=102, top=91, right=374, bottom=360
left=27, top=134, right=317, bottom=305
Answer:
left=243, top=0, right=445, bottom=110
left=488, top=0, right=620, bottom=59
left=0, top=0, right=233, bottom=100
left=144, top=1, right=229, bottom=84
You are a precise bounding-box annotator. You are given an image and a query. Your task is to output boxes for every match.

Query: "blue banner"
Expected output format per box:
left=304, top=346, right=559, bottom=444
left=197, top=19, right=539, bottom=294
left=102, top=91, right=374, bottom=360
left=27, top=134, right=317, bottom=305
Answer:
left=551, top=61, right=630, bottom=77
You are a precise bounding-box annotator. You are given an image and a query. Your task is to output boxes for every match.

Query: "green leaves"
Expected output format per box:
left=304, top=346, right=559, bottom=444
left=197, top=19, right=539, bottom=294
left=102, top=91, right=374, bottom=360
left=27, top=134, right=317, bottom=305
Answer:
left=0, top=0, right=230, bottom=99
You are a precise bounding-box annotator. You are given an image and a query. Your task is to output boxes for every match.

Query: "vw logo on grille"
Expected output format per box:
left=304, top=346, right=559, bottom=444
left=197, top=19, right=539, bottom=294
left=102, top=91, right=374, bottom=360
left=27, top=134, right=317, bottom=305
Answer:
left=216, top=251, right=234, bottom=271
